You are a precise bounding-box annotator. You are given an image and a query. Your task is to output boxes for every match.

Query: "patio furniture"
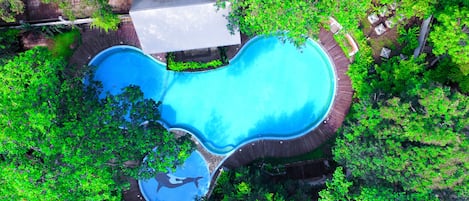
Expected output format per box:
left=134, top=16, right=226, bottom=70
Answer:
left=385, top=18, right=395, bottom=29
left=380, top=47, right=391, bottom=59
left=367, top=13, right=379, bottom=25
left=345, top=34, right=359, bottom=57
left=374, top=23, right=387, bottom=36
left=329, top=17, right=343, bottom=34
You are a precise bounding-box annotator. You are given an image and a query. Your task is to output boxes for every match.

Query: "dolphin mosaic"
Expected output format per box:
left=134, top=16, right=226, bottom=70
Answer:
left=155, top=172, right=203, bottom=192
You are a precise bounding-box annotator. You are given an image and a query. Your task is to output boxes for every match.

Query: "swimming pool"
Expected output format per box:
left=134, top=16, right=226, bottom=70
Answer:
left=90, top=36, right=336, bottom=155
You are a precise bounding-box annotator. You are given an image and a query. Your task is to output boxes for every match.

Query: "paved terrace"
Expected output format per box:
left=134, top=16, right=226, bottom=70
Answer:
left=69, top=23, right=352, bottom=200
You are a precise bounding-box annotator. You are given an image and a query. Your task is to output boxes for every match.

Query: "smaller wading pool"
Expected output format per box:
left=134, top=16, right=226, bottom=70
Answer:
left=138, top=151, right=210, bottom=201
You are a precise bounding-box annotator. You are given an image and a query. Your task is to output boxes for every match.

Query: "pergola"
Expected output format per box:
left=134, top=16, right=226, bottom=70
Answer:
left=129, top=0, right=241, bottom=54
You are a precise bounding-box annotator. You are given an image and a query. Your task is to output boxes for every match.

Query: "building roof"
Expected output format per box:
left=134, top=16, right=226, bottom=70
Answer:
left=129, top=0, right=241, bottom=54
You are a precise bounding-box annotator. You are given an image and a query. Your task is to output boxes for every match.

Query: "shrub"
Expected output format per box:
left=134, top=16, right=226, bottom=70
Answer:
left=167, top=54, right=223, bottom=71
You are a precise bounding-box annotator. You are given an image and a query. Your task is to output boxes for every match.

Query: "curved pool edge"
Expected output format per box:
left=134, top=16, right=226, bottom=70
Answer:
left=89, top=45, right=168, bottom=68
left=88, top=36, right=337, bottom=156
left=166, top=37, right=337, bottom=156
left=137, top=149, right=211, bottom=201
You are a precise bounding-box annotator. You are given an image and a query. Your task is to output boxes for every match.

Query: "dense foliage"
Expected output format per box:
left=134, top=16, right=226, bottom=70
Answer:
left=89, top=0, right=120, bottom=32
left=385, top=0, right=437, bottom=19
left=1, top=0, right=468, bottom=200
left=0, top=47, right=195, bottom=199
left=319, top=167, right=438, bottom=201
left=222, top=0, right=324, bottom=46
left=427, top=4, right=469, bottom=93
left=209, top=165, right=311, bottom=201
left=42, top=0, right=120, bottom=32
left=0, top=28, right=20, bottom=62
left=217, top=0, right=468, bottom=200
left=429, top=6, right=469, bottom=75
left=326, top=1, right=469, bottom=198
left=0, top=0, right=24, bottom=22
left=330, top=85, right=468, bottom=197
left=0, top=0, right=119, bottom=32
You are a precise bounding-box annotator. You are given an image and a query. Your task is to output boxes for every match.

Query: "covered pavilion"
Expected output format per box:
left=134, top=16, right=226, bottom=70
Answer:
left=129, top=0, right=241, bottom=54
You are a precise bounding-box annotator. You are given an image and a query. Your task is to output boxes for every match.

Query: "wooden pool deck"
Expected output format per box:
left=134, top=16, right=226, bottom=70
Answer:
left=69, top=20, right=141, bottom=68
left=70, top=23, right=353, bottom=200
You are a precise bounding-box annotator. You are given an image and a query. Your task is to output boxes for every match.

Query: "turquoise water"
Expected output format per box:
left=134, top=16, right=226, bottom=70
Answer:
left=90, top=36, right=336, bottom=155
left=138, top=151, right=210, bottom=201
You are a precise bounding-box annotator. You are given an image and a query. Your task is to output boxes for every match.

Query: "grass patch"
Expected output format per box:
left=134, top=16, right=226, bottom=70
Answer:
left=50, top=29, right=80, bottom=59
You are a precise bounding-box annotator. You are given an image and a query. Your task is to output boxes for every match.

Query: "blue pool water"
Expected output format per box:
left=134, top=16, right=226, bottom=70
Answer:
left=138, top=151, right=210, bottom=201
left=90, top=36, right=336, bottom=155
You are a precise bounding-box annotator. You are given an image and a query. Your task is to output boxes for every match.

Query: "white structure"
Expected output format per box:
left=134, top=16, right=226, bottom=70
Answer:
left=380, top=47, right=391, bottom=59
left=374, top=23, right=387, bottom=36
left=130, top=0, right=241, bottom=54
left=329, top=17, right=343, bottom=34
left=367, top=13, right=379, bottom=25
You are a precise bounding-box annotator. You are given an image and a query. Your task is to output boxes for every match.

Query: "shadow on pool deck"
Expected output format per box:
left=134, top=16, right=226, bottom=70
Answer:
left=71, top=23, right=352, bottom=200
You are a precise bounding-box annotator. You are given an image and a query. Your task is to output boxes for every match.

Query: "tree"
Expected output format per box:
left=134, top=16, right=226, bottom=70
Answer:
left=209, top=164, right=311, bottom=201
left=371, top=55, right=427, bottom=97
left=0, top=0, right=24, bottom=22
left=0, top=28, right=20, bottom=63
left=317, top=0, right=372, bottom=32
left=318, top=167, right=352, bottom=201
left=429, top=6, right=469, bottom=75
left=40, top=0, right=120, bottom=32
left=393, top=0, right=437, bottom=19
left=398, top=26, right=420, bottom=56
left=88, top=0, right=120, bottom=32
left=0, top=47, right=195, bottom=199
left=333, top=85, right=469, bottom=199
left=428, top=57, right=469, bottom=93
left=318, top=167, right=436, bottom=201
left=223, top=0, right=323, bottom=46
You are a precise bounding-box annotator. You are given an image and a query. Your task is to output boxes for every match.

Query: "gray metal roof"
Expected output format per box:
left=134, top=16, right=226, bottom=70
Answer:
left=130, top=0, right=241, bottom=54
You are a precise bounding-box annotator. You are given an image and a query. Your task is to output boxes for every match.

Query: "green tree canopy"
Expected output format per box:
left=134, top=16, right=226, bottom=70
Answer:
left=392, top=0, right=437, bottom=19
left=333, top=85, right=468, bottom=199
left=0, top=0, right=24, bottom=22
left=319, top=167, right=438, bottom=201
left=0, top=47, right=194, bottom=199
left=223, top=0, right=323, bottom=46
left=209, top=165, right=311, bottom=201
left=429, top=6, right=469, bottom=75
